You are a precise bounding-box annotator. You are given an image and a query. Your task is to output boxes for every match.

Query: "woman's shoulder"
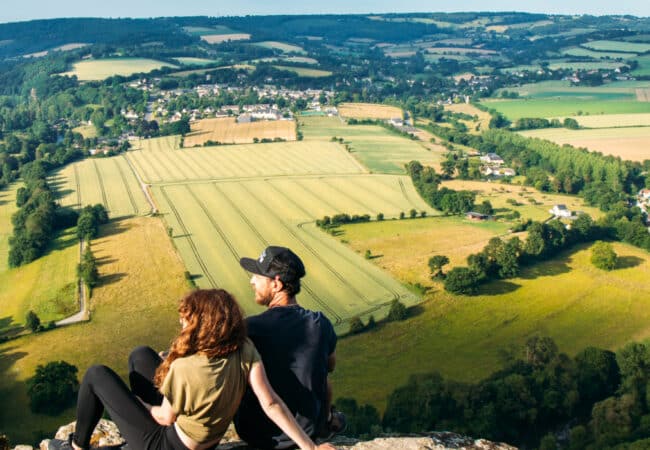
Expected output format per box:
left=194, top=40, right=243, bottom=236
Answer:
left=240, top=337, right=261, bottom=363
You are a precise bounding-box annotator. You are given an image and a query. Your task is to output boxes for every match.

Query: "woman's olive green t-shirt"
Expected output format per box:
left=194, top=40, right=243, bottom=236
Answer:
left=160, top=338, right=261, bottom=443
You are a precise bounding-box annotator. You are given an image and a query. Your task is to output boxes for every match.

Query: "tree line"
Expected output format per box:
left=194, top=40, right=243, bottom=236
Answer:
left=338, top=336, right=650, bottom=449
left=406, top=160, right=477, bottom=215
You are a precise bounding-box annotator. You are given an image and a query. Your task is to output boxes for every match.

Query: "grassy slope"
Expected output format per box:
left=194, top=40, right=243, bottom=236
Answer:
left=333, top=232, right=650, bottom=412
left=0, top=216, right=189, bottom=443
left=0, top=185, right=78, bottom=334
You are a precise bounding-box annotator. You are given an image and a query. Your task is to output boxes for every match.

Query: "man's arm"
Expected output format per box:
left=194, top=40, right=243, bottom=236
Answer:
left=327, top=351, right=336, bottom=373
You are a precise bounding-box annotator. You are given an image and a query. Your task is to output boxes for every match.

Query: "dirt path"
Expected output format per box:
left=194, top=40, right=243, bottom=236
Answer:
left=124, top=151, right=157, bottom=213
left=56, top=239, right=89, bottom=326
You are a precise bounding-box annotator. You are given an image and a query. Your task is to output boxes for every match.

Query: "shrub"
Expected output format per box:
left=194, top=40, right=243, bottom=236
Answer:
left=387, top=299, right=407, bottom=321
left=444, top=267, right=481, bottom=295
left=27, top=361, right=79, bottom=415
left=349, top=317, right=365, bottom=335
left=591, top=241, right=617, bottom=271
left=25, top=310, right=41, bottom=332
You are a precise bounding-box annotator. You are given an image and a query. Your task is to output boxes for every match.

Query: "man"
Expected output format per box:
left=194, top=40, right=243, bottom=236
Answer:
left=235, top=245, right=345, bottom=449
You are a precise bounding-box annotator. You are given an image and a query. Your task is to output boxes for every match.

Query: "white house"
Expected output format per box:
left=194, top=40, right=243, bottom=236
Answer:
left=549, top=204, right=572, bottom=218
left=480, top=153, right=504, bottom=166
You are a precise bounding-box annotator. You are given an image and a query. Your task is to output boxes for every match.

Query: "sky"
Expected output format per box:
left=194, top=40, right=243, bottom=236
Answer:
left=0, top=0, right=648, bottom=24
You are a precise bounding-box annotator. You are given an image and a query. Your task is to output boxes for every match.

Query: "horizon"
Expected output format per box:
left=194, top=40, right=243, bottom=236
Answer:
left=0, top=0, right=648, bottom=24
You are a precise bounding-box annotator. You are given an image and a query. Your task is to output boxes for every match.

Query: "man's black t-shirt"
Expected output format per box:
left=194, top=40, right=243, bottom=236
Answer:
left=234, top=305, right=337, bottom=449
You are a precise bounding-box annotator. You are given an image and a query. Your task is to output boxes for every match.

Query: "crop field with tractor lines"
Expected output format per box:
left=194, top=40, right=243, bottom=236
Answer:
left=184, top=117, right=297, bottom=146
left=50, top=156, right=151, bottom=218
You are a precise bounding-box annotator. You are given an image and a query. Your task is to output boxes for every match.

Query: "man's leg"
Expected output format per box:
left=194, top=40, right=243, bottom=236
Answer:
left=128, top=346, right=163, bottom=405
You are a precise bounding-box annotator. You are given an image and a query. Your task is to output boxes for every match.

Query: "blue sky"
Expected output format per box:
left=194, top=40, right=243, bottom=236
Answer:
left=1, top=0, right=648, bottom=23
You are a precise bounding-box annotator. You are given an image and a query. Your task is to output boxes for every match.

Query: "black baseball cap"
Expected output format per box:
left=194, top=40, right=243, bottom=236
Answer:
left=239, top=246, right=306, bottom=280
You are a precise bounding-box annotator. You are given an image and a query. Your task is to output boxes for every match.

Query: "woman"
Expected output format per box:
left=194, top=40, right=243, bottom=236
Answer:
left=49, top=289, right=337, bottom=450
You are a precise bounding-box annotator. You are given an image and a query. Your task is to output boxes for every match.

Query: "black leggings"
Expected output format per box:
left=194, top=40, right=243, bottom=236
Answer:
left=72, top=346, right=187, bottom=450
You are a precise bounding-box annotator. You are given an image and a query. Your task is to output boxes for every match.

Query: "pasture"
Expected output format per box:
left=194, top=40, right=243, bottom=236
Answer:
left=440, top=180, right=604, bottom=223
left=337, top=102, right=403, bottom=120
left=0, top=184, right=20, bottom=272
left=128, top=137, right=366, bottom=183
left=0, top=228, right=78, bottom=335
left=60, top=58, right=178, bottom=81
left=425, top=47, right=497, bottom=55
left=299, top=115, right=445, bottom=174
left=632, top=55, right=650, bottom=77
left=560, top=113, right=650, bottom=128
left=49, top=156, right=151, bottom=218
left=483, top=99, right=650, bottom=121
left=561, top=47, right=637, bottom=59
left=0, top=217, right=189, bottom=442
left=341, top=215, right=511, bottom=286
left=582, top=40, right=650, bottom=53
left=72, top=124, right=97, bottom=139
left=174, top=57, right=218, bottom=66
left=183, top=117, right=297, bottom=146
left=519, top=127, right=650, bottom=162
left=152, top=175, right=429, bottom=327
left=254, top=41, right=306, bottom=54
left=272, top=65, right=332, bottom=77
left=333, top=240, right=650, bottom=410
left=200, top=34, right=251, bottom=44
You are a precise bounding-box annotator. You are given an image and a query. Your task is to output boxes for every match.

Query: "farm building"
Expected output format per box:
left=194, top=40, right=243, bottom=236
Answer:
left=482, top=167, right=516, bottom=177
left=549, top=204, right=572, bottom=218
left=466, top=211, right=491, bottom=221
left=480, top=153, right=504, bottom=165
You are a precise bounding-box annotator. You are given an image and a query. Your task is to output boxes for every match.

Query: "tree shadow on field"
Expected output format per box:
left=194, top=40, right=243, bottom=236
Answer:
left=407, top=304, right=426, bottom=319
left=479, top=280, right=521, bottom=296
left=98, top=220, right=132, bottom=239
left=0, top=316, right=24, bottom=339
left=95, top=256, right=117, bottom=266
left=99, top=272, right=126, bottom=286
left=518, top=254, right=571, bottom=280
left=616, top=255, right=644, bottom=270
left=41, top=228, right=78, bottom=257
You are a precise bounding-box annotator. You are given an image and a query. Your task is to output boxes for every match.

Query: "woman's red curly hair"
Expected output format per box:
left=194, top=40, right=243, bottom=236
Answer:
left=154, top=289, right=247, bottom=387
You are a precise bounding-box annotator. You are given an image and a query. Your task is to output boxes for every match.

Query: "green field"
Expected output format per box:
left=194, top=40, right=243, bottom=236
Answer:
left=0, top=184, right=79, bottom=335
left=174, top=57, right=219, bottom=66
left=153, top=175, right=429, bottom=329
left=582, top=40, right=650, bottom=53
left=561, top=47, right=637, bottom=59
left=632, top=55, right=650, bottom=76
left=483, top=99, right=650, bottom=121
left=254, top=41, right=306, bottom=54
left=0, top=184, right=20, bottom=273
left=272, top=65, right=332, bottom=77
left=333, top=232, right=650, bottom=411
left=299, top=115, right=443, bottom=174
left=0, top=229, right=78, bottom=335
left=51, top=132, right=435, bottom=329
left=61, top=58, right=178, bottom=81
left=50, top=156, right=151, bottom=218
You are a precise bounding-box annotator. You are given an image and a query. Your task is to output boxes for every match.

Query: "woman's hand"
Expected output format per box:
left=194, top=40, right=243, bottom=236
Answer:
left=314, top=444, right=338, bottom=450
left=150, top=396, right=177, bottom=426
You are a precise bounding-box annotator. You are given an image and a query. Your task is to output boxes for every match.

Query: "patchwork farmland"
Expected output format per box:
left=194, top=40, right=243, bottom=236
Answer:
left=51, top=123, right=438, bottom=330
